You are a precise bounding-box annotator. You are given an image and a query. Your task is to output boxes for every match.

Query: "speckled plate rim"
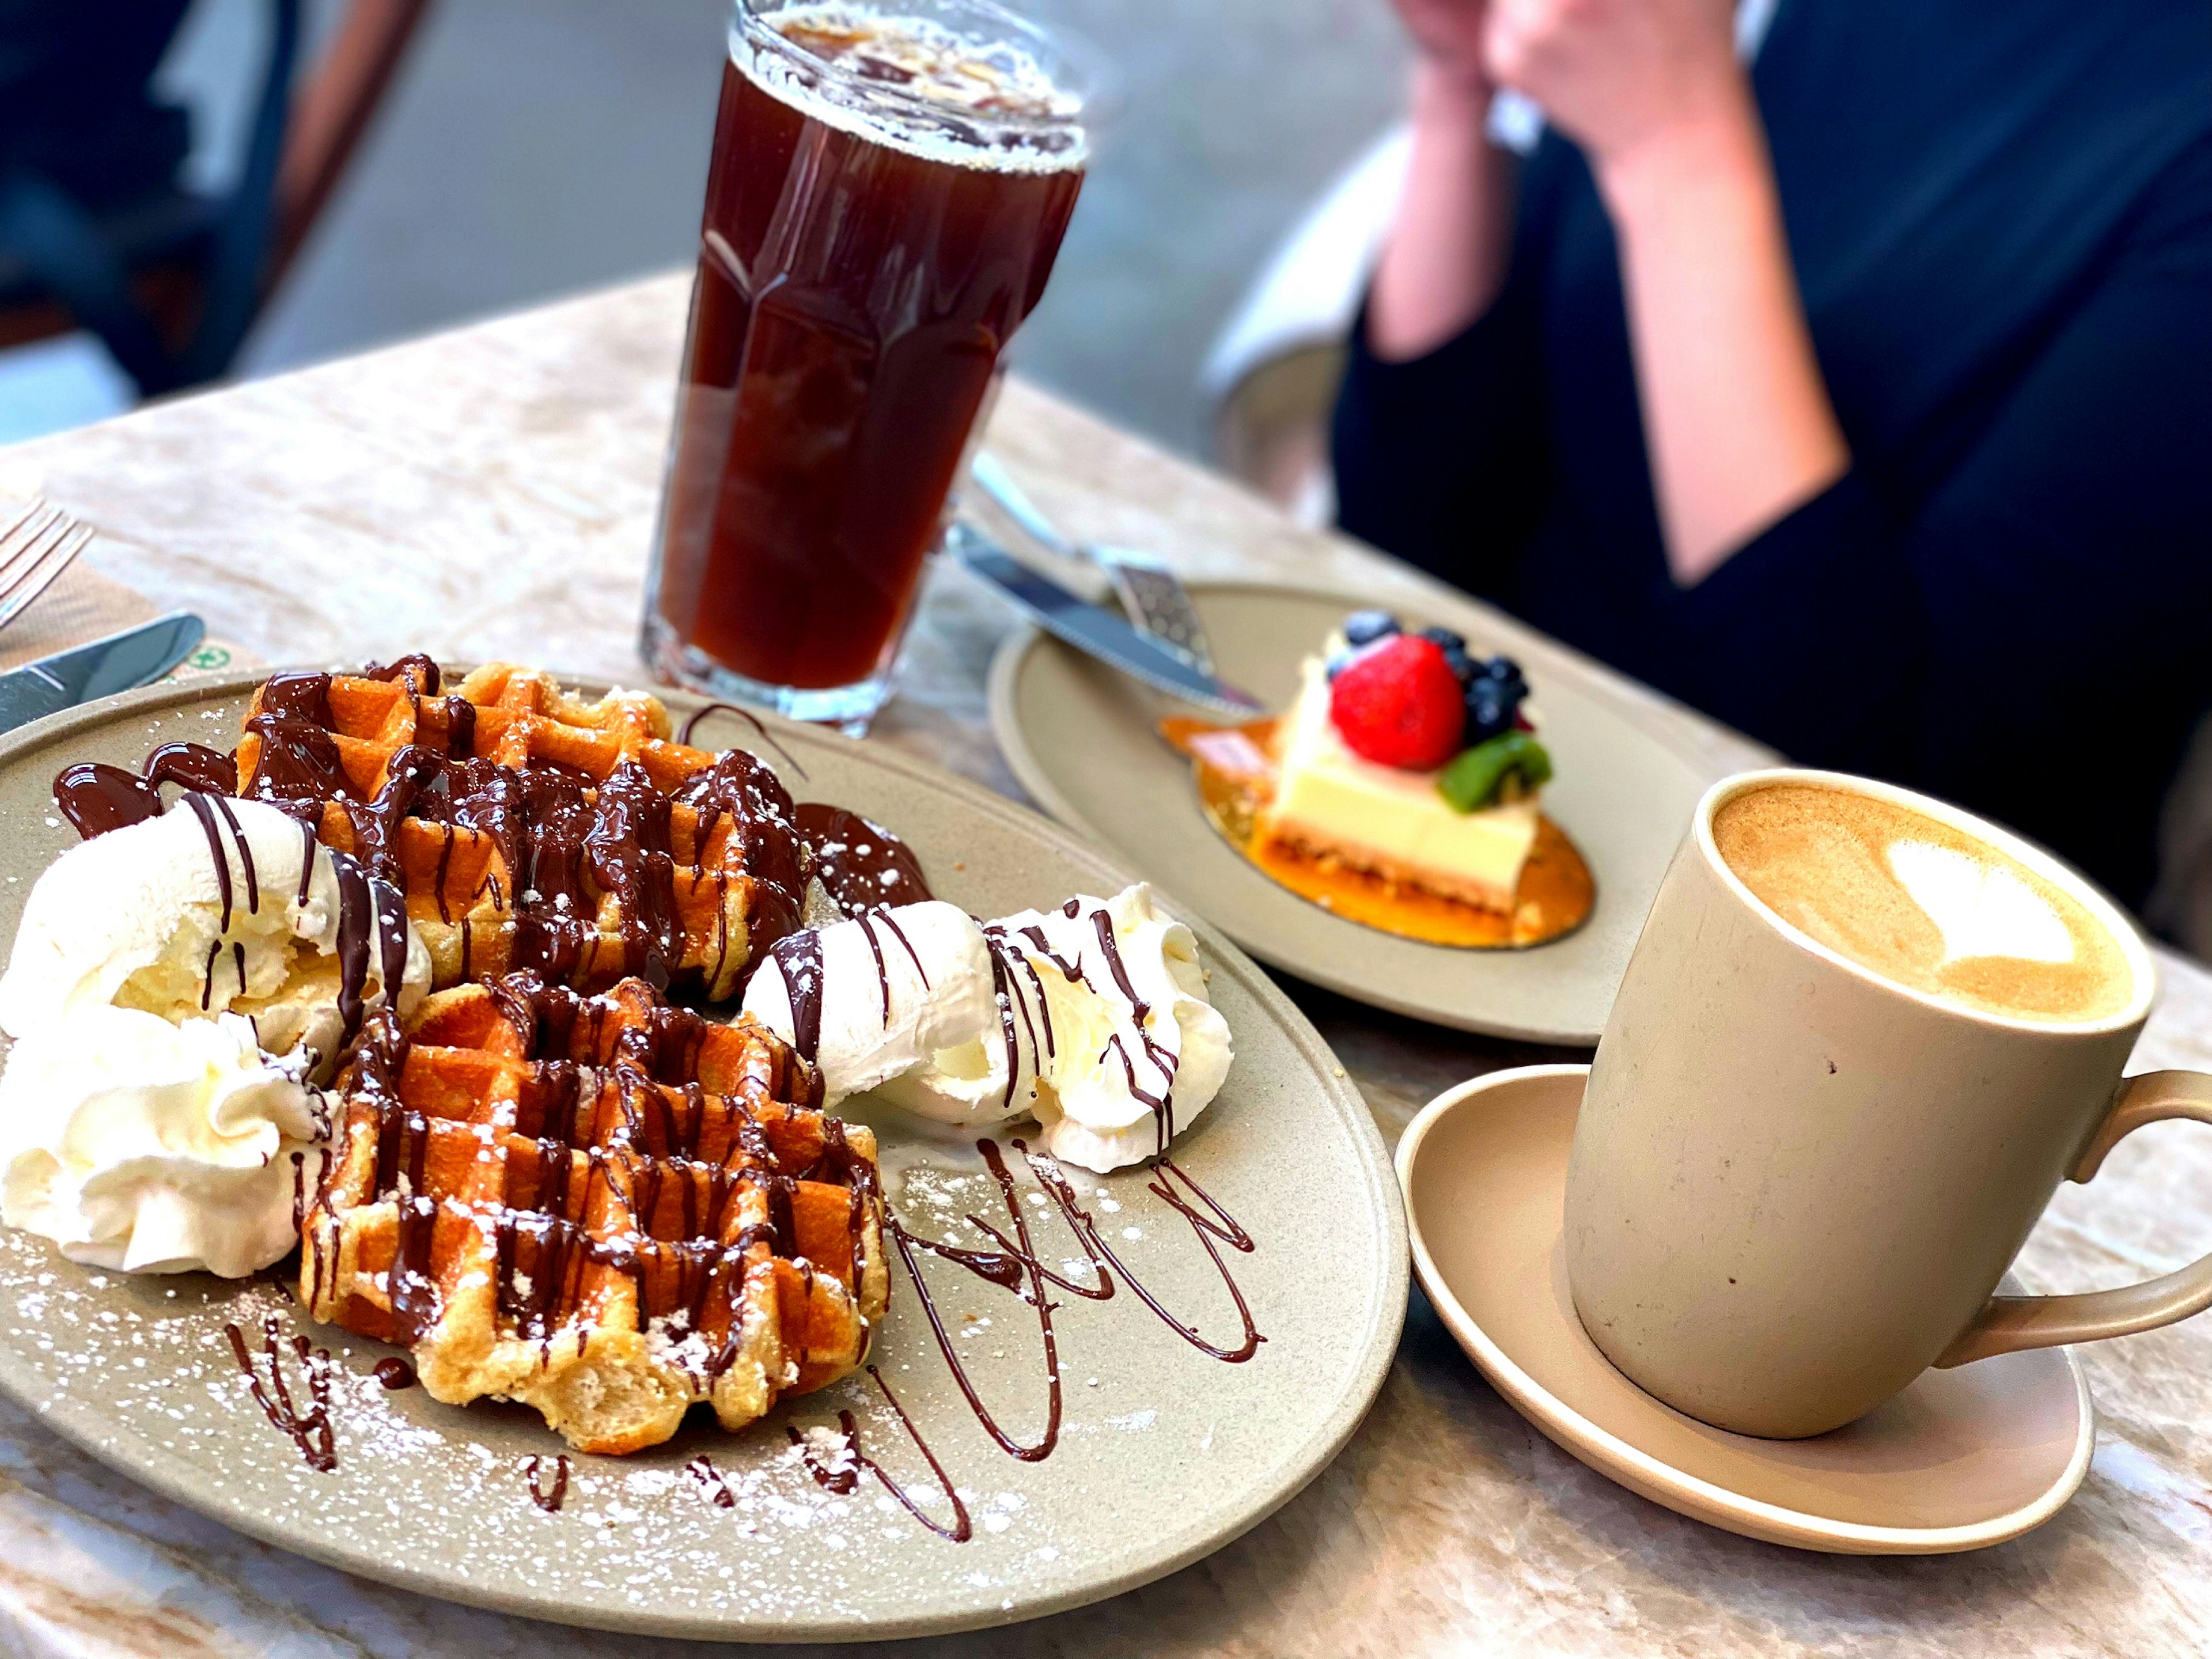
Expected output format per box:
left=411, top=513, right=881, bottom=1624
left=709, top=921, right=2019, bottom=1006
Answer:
left=986, top=578, right=1656, bottom=1046
left=0, top=665, right=1410, bottom=1644
left=1397, top=1065, right=2095, bottom=1555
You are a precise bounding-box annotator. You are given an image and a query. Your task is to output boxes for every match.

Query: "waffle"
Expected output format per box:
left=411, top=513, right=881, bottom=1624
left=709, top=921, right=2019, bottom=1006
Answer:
left=233, top=657, right=802, bottom=1003
left=297, top=971, right=889, bottom=1455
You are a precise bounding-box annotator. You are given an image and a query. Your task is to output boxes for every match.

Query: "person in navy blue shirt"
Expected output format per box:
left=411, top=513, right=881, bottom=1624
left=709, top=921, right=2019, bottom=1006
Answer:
left=1334, top=0, right=2212, bottom=914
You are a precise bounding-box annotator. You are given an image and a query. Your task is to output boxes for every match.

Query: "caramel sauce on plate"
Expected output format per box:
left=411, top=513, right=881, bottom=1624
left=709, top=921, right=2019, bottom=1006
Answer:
left=1159, top=717, right=1594, bottom=949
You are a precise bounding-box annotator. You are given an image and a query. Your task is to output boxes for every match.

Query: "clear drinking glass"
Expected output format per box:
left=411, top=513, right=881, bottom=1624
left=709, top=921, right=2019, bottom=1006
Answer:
left=641, top=0, right=1099, bottom=732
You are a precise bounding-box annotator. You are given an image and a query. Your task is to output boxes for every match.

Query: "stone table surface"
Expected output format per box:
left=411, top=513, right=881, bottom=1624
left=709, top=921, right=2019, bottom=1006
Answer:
left=3, top=273, right=2211, bottom=1657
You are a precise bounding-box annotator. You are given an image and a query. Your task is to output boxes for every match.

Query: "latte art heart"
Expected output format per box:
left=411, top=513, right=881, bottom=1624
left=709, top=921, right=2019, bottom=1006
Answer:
left=1885, top=840, right=2074, bottom=968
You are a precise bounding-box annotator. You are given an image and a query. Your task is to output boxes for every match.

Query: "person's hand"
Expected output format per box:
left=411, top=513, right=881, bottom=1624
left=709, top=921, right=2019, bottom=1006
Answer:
left=1481, top=0, right=1744, bottom=169
left=1391, top=0, right=1494, bottom=95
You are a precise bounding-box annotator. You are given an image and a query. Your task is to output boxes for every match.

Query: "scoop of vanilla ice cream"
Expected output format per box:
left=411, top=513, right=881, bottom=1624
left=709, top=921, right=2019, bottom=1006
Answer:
left=740, top=900, right=994, bottom=1106
left=0, top=800, right=429, bottom=1277
left=740, top=883, right=1234, bottom=1172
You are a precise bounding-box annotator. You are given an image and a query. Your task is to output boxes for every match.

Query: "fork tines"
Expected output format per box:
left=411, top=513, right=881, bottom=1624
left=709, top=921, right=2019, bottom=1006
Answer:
left=0, top=498, right=94, bottom=635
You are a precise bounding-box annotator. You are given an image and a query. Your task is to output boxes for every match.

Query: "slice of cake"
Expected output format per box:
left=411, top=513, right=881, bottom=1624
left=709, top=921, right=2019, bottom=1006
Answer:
left=1258, top=612, right=1552, bottom=915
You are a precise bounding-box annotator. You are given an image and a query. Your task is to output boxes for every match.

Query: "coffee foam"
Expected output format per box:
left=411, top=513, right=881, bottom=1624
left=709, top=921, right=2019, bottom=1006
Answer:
left=736, top=3, right=1089, bottom=174
left=1711, top=784, right=2135, bottom=1024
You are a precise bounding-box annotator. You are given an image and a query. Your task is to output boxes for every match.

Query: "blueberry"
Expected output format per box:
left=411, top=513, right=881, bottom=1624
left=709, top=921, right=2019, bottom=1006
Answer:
left=1435, top=643, right=1476, bottom=686
left=1342, top=610, right=1399, bottom=647
left=1324, top=649, right=1353, bottom=681
left=1463, top=679, right=1523, bottom=745
left=1418, top=626, right=1468, bottom=654
left=1471, top=654, right=1522, bottom=684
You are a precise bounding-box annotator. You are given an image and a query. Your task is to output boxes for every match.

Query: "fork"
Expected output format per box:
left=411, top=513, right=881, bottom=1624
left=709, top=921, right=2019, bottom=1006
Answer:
left=0, top=498, right=93, bottom=636
left=969, top=453, right=1219, bottom=674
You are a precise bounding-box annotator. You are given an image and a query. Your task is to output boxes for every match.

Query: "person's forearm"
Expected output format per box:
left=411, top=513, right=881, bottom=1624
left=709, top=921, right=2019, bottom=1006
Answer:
left=1368, top=63, right=1520, bottom=361
left=1596, top=90, right=1849, bottom=585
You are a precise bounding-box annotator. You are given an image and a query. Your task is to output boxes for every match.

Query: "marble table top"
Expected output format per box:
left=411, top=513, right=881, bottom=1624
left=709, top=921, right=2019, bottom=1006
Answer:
left=2, top=273, right=2210, bottom=1657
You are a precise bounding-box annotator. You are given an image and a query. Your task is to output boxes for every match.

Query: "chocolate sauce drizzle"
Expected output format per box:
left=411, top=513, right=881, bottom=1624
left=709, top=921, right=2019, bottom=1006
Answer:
left=52, top=742, right=236, bottom=839
left=224, top=1315, right=337, bottom=1472
left=688, top=1453, right=738, bottom=1508
left=790, top=1366, right=973, bottom=1541
left=525, top=1453, right=571, bottom=1512
left=793, top=802, right=931, bottom=918
left=678, top=700, right=807, bottom=779
left=874, top=1132, right=1264, bottom=1503
left=767, top=930, right=825, bottom=1065
left=373, top=1356, right=418, bottom=1389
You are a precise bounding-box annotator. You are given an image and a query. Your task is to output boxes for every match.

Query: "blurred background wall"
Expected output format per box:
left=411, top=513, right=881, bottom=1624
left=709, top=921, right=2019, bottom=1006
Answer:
left=0, top=0, right=1408, bottom=456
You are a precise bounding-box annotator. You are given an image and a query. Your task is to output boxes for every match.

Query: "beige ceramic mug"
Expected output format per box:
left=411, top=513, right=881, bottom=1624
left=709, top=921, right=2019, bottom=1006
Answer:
left=1565, top=768, right=2212, bottom=1439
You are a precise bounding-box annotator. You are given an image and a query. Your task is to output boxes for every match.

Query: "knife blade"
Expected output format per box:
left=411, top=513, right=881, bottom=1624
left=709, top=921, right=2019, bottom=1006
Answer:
left=0, top=612, right=207, bottom=734
left=947, top=521, right=1261, bottom=717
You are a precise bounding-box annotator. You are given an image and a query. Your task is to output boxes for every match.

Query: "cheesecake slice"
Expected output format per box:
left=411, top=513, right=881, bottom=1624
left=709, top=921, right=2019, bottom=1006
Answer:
left=1260, top=655, right=1540, bottom=914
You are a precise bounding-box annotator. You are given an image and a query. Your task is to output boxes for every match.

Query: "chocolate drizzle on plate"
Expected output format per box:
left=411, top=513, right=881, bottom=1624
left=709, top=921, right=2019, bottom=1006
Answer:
left=524, top=1453, right=571, bottom=1512
left=373, top=1356, right=418, bottom=1390
left=224, top=1315, right=337, bottom=1472
left=878, top=1134, right=1264, bottom=1498
left=687, top=1453, right=738, bottom=1508
left=52, top=742, right=236, bottom=839
left=791, top=1366, right=972, bottom=1542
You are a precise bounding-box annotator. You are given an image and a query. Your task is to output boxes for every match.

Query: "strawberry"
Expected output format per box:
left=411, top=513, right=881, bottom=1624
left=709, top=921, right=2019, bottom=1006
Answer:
left=1328, top=635, right=1466, bottom=770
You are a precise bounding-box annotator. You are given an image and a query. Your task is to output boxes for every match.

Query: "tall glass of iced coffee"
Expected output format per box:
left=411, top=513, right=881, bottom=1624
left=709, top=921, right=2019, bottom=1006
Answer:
left=642, top=0, right=1093, bottom=729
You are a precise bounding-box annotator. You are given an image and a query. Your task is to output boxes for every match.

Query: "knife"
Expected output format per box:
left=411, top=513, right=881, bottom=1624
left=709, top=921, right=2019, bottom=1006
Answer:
left=0, top=612, right=207, bottom=734
left=969, top=453, right=1220, bottom=674
left=947, top=521, right=1261, bottom=717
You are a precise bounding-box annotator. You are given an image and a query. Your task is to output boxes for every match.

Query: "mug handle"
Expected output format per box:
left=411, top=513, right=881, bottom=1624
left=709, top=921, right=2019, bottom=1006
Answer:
left=1937, top=1070, right=2212, bottom=1368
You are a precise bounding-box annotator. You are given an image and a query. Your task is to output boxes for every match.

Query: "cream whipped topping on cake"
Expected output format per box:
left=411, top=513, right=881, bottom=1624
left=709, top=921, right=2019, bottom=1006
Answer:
left=0, top=800, right=428, bottom=1276
left=742, top=883, right=1233, bottom=1172
left=1262, top=648, right=1541, bottom=914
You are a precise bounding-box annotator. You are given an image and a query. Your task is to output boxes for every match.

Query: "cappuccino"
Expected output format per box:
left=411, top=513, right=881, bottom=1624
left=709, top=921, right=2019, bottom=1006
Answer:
left=1711, top=783, right=2134, bottom=1023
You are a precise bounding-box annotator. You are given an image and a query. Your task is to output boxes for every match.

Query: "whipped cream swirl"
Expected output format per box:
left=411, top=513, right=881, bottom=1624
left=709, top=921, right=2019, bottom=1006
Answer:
left=0, top=800, right=427, bottom=1276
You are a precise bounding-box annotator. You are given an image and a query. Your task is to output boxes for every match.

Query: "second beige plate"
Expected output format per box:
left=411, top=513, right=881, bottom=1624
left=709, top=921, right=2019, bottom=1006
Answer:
left=0, top=671, right=1407, bottom=1643
left=990, top=581, right=1746, bottom=1043
left=1399, top=1065, right=2093, bottom=1553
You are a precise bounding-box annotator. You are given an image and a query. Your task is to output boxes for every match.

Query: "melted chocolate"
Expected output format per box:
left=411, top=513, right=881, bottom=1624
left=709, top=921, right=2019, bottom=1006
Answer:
left=1019, top=1140, right=1262, bottom=1363
left=677, top=700, right=806, bottom=778
left=373, top=1356, right=418, bottom=1389
left=883, top=1138, right=1066, bottom=1462
left=525, top=1453, right=571, bottom=1512
left=688, top=1453, right=737, bottom=1508
left=790, top=1366, right=972, bottom=1543
left=225, top=1315, right=337, bottom=1472
left=878, top=1136, right=1264, bottom=1479
left=793, top=802, right=931, bottom=917
left=363, top=654, right=441, bottom=693
left=53, top=743, right=237, bottom=839
left=768, top=930, right=825, bottom=1063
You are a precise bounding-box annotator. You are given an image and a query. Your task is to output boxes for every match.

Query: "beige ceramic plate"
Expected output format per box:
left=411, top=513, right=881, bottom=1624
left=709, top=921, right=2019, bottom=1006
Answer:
left=0, top=669, right=1407, bottom=1643
left=1399, top=1065, right=2093, bottom=1553
left=989, top=582, right=1729, bottom=1044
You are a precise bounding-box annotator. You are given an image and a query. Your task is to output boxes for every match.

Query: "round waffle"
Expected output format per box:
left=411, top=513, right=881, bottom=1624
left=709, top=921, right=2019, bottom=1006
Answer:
left=300, top=972, right=888, bottom=1455
left=233, top=658, right=801, bottom=1002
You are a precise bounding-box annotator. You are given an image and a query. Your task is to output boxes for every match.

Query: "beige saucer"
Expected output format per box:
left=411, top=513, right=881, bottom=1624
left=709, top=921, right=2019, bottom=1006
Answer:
left=1398, top=1065, right=2094, bottom=1554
